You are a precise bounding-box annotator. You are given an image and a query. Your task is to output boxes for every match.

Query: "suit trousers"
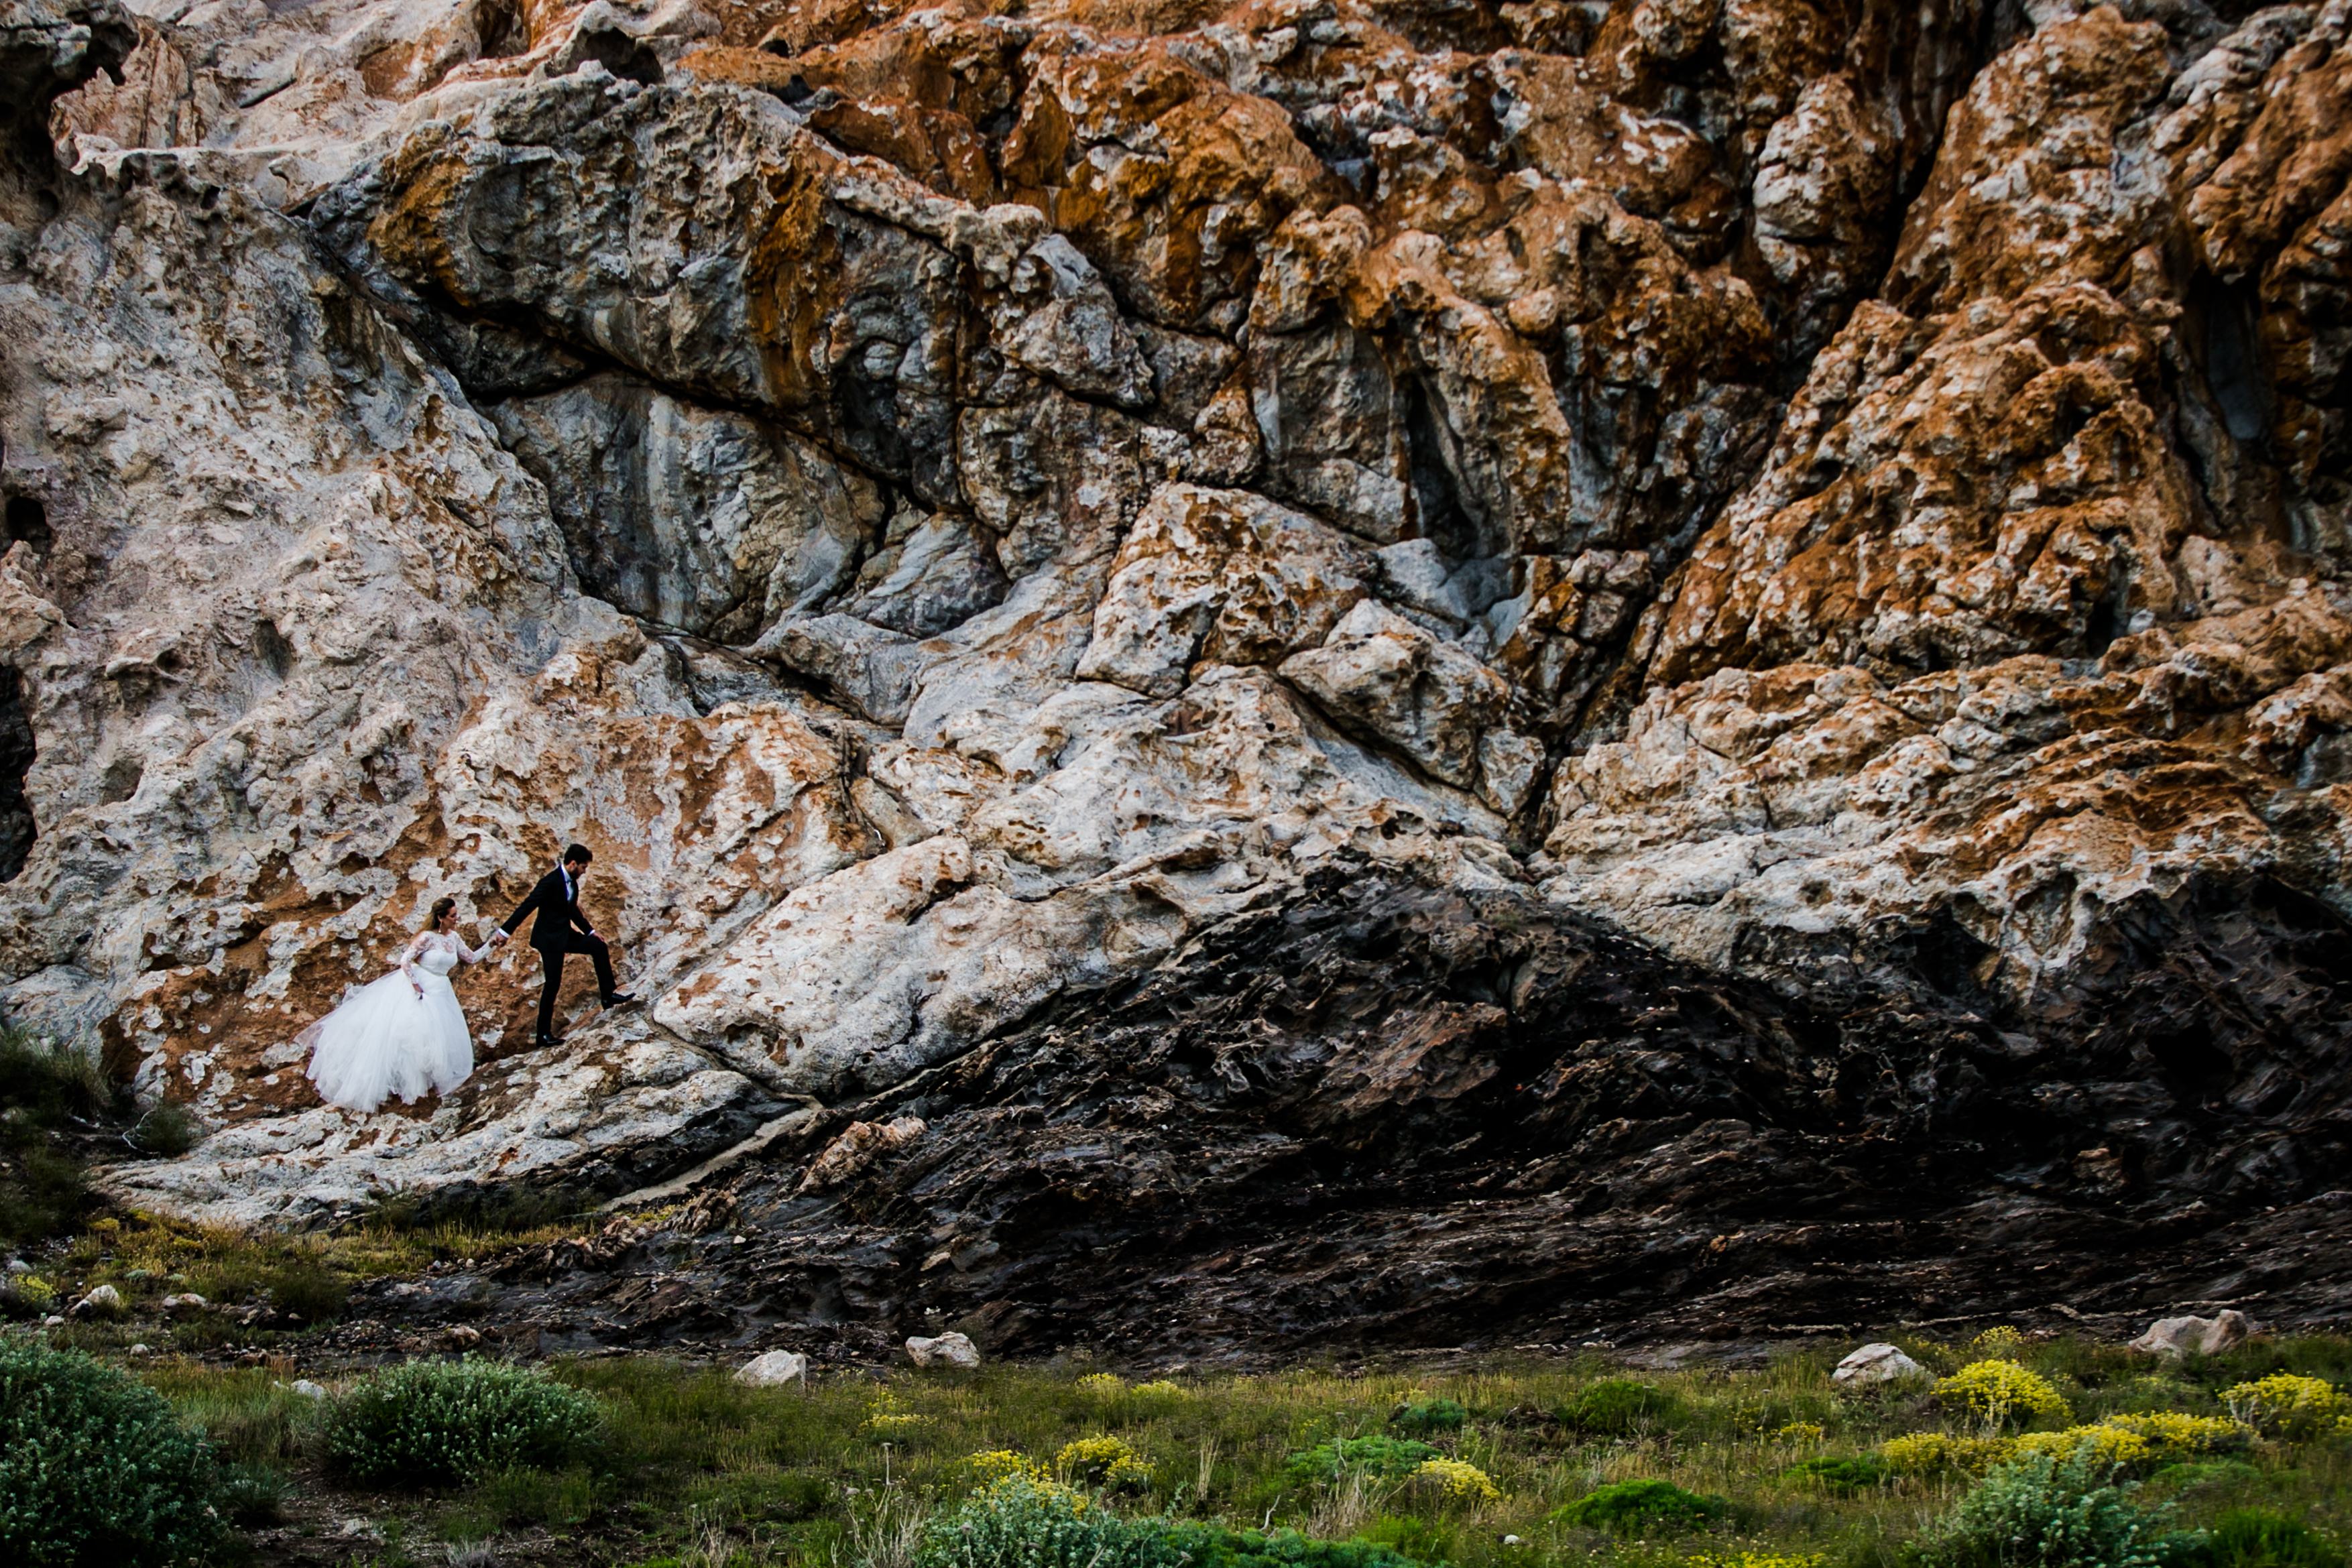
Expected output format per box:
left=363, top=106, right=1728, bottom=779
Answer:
left=534, top=929, right=617, bottom=1038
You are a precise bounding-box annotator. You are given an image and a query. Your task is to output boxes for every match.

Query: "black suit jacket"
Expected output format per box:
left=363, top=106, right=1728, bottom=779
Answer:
left=501, top=868, right=595, bottom=953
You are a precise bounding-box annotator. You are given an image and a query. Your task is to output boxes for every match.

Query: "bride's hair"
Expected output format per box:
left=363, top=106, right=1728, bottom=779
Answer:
left=423, top=896, right=458, bottom=930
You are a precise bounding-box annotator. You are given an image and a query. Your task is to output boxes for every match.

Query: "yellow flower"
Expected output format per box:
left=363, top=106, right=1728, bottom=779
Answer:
left=1409, top=1457, right=1501, bottom=1503
left=965, top=1450, right=1048, bottom=1485
left=2095, top=1412, right=2245, bottom=1455
left=1879, top=1433, right=2017, bottom=1475
left=978, top=1471, right=1091, bottom=1515
left=1770, top=1423, right=1826, bottom=1445
left=2012, top=1427, right=2151, bottom=1468
left=1967, top=1326, right=2026, bottom=1358
left=862, top=1392, right=929, bottom=1433
left=1934, top=1361, right=2072, bottom=1427
left=1056, top=1435, right=1153, bottom=1488
left=1075, top=1372, right=1128, bottom=1398
left=1132, top=1380, right=1188, bottom=1400
left=1688, top=1553, right=1828, bottom=1568
left=2222, top=1375, right=2343, bottom=1441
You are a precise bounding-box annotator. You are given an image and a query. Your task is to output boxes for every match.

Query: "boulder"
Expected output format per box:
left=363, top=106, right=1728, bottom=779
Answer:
left=2129, top=1311, right=2254, bottom=1358
left=1832, top=1343, right=1927, bottom=1384
left=289, top=1379, right=328, bottom=1399
left=736, top=1349, right=810, bottom=1388
left=905, top=1331, right=981, bottom=1369
left=160, top=1292, right=208, bottom=1315
left=69, top=1284, right=123, bottom=1318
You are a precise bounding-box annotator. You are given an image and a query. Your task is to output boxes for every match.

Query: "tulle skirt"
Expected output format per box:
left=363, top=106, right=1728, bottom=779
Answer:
left=302, top=968, right=474, bottom=1113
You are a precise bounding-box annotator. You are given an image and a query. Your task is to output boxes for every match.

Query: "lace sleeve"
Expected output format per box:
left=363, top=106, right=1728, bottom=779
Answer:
left=457, top=933, right=491, bottom=964
left=400, top=933, right=428, bottom=988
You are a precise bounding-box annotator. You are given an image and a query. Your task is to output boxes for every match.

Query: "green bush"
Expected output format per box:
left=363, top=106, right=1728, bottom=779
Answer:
left=1283, top=1435, right=1442, bottom=1483
left=1920, top=1450, right=2202, bottom=1568
left=0, top=1029, right=117, bottom=1246
left=129, top=1101, right=201, bottom=1157
left=1561, top=1379, right=1687, bottom=1434
left=1391, top=1397, right=1467, bottom=1434
left=2201, top=1511, right=2347, bottom=1568
left=1163, top=1523, right=1427, bottom=1568
left=320, top=1357, right=605, bottom=1485
left=217, top=1462, right=290, bottom=1526
left=1551, top=1478, right=1728, bottom=1535
left=919, top=1473, right=1177, bottom=1568
left=1784, top=1455, right=1890, bottom=1493
left=0, top=1338, right=225, bottom=1566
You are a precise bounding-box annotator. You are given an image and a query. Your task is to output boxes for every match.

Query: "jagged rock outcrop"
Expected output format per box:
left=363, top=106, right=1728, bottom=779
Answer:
left=0, top=0, right=2347, bottom=1348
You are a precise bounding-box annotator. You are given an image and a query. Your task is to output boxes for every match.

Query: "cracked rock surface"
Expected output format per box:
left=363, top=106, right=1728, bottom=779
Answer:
left=0, top=0, right=2347, bottom=1349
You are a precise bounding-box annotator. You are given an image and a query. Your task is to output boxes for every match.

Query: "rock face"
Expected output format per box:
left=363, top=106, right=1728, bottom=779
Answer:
left=0, top=0, right=2347, bottom=1352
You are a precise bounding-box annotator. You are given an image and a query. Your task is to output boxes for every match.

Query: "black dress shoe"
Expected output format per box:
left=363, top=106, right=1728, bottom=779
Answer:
left=601, top=991, right=636, bottom=1008
left=534, top=1032, right=565, bottom=1047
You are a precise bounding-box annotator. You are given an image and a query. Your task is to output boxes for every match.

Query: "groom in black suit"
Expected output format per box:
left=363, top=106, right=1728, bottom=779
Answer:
left=494, top=843, right=633, bottom=1046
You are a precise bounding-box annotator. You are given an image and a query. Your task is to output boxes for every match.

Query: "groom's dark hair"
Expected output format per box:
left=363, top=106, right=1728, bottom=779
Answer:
left=563, top=843, right=593, bottom=866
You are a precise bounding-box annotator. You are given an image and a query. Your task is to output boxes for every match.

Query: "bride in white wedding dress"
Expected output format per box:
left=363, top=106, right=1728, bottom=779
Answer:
left=302, top=897, right=493, bottom=1113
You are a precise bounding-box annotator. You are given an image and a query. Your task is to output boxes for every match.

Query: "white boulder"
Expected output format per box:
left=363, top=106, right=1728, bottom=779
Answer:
left=1832, top=1342, right=1927, bottom=1384
left=905, top=1331, right=981, bottom=1369
left=736, top=1350, right=811, bottom=1388
left=2129, top=1310, right=2253, bottom=1358
left=70, top=1284, right=123, bottom=1318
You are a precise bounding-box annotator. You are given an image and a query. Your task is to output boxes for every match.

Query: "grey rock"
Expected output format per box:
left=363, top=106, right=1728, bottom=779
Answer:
left=2129, top=1311, right=2254, bottom=1358
left=1833, top=1343, right=1928, bottom=1384
left=904, top=1330, right=980, bottom=1369
left=735, top=1349, right=809, bottom=1386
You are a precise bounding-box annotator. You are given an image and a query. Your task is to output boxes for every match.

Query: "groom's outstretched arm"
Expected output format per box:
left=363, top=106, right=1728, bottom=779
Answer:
left=499, top=876, right=545, bottom=938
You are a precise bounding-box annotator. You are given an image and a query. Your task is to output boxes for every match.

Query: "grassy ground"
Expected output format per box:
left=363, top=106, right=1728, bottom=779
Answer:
left=105, top=1331, right=2352, bottom=1568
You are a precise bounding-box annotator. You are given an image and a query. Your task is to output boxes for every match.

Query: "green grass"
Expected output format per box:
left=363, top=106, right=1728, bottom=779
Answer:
left=105, top=1332, right=2352, bottom=1568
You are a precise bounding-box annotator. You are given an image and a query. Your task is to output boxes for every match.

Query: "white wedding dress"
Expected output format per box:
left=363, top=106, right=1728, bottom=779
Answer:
left=302, top=930, right=487, bottom=1113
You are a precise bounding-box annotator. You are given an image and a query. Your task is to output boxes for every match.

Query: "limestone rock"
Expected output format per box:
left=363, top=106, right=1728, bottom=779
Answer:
left=736, top=1349, right=809, bottom=1386
left=0, top=0, right=2345, bottom=1354
left=70, top=1284, right=122, bottom=1317
left=1834, top=1343, right=1927, bottom=1384
left=904, top=1330, right=979, bottom=1369
left=2129, top=1311, right=2255, bottom=1358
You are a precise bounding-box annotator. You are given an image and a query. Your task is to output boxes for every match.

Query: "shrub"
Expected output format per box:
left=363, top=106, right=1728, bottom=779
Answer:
left=966, top=1449, right=1049, bottom=1486
left=1409, top=1457, right=1499, bottom=1504
left=1077, top=1372, right=1128, bottom=1398
left=0, top=1338, right=225, bottom=1566
left=2099, top=1414, right=2248, bottom=1457
left=1971, top=1327, right=2029, bottom=1358
left=1562, top=1378, right=1688, bottom=1434
left=1160, top=1524, right=1427, bottom=1568
left=1936, top=1362, right=2074, bottom=1429
left=1690, top=1555, right=1828, bottom=1568
left=865, top=1390, right=930, bottom=1433
left=1883, top=1434, right=2019, bottom=1475
left=2202, top=1510, right=2347, bottom=1568
left=1551, top=1479, right=1729, bottom=1536
left=1132, top=1380, right=1187, bottom=1400
left=1783, top=1455, right=1889, bottom=1493
left=2221, top=1376, right=2343, bottom=1442
left=1391, top=1397, right=1467, bottom=1433
left=320, top=1356, right=603, bottom=1485
left=1919, top=1449, right=2198, bottom=1568
left=1283, top=1436, right=1441, bottom=1484
left=217, top=1462, right=290, bottom=1526
left=2013, top=1427, right=2154, bottom=1469
left=129, top=1100, right=201, bottom=1157
left=1058, top=1435, right=1153, bottom=1490
left=918, top=1473, right=1170, bottom=1568
left=2148, top=1461, right=2261, bottom=1495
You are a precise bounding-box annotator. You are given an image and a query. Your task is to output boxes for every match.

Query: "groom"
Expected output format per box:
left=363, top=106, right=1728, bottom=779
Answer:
left=493, top=843, right=633, bottom=1046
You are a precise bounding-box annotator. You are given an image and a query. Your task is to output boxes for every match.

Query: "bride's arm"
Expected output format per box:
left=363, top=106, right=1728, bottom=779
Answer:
left=458, top=933, right=493, bottom=964
left=400, top=934, right=428, bottom=996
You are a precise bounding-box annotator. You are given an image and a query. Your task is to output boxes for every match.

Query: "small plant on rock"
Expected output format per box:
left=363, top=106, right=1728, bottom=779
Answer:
left=1550, top=1479, right=1729, bottom=1536
left=0, top=1338, right=225, bottom=1567
left=1936, top=1361, right=2073, bottom=1430
left=320, top=1355, right=603, bottom=1486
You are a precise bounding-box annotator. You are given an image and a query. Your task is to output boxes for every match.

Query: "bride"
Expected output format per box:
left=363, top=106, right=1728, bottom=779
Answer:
left=302, top=897, right=492, bottom=1113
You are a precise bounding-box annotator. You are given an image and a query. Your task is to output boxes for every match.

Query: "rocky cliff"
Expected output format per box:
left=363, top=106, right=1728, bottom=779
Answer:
left=1, top=0, right=2348, bottom=1352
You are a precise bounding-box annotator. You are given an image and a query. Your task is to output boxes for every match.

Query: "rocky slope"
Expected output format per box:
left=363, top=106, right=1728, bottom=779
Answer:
left=0, top=0, right=2347, bottom=1351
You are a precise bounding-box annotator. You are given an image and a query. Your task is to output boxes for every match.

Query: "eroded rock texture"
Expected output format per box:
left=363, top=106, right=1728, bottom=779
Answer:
left=1, top=0, right=2349, bottom=1350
